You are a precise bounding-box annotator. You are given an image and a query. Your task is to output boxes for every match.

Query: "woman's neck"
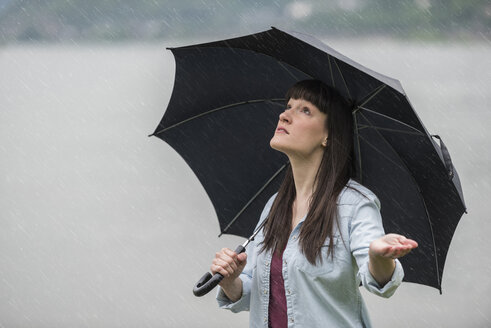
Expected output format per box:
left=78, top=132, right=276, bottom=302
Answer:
left=289, top=152, right=323, bottom=202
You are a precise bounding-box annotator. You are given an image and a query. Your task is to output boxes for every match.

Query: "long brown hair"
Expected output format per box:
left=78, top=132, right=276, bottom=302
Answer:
left=261, top=79, right=357, bottom=264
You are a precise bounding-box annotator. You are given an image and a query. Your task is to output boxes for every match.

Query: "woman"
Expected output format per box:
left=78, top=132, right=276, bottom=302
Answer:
left=211, top=79, right=418, bottom=327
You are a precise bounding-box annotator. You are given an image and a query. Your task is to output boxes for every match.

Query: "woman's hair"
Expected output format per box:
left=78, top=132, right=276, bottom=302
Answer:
left=261, top=79, right=357, bottom=264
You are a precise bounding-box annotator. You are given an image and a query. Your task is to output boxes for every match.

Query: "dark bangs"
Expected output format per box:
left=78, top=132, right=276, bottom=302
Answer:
left=285, top=79, right=331, bottom=114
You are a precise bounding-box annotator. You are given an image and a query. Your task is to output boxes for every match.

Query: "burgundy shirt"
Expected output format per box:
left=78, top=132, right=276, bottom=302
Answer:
left=268, top=248, right=288, bottom=328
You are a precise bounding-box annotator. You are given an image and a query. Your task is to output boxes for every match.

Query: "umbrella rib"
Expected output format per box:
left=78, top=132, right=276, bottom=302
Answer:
left=332, top=57, right=352, bottom=100
left=328, top=55, right=335, bottom=87
left=358, top=135, right=407, bottom=172
left=358, top=125, right=425, bottom=136
left=359, top=113, right=441, bottom=290
left=150, top=98, right=285, bottom=137
left=277, top=60, right=310, bottom=80
left=421, top=192, right=442, bottom=293
left=219, top=162, right=288, bottom=236
left=359, top=107, right=424, bottom=135
left=353, top=112, right=363, bottom=183
left=355, top=84, right=387, bottom=110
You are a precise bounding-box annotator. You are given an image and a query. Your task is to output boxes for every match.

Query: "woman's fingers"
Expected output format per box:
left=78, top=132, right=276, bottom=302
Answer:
left=212, top=260, right=234, bottom=277
left=391, top=234, right=419, bottom=248
left=371, top=234, right=418, bottom=259
left=404, top=238, right=419, bottom=248
left=213, top=258, right=235, bottom=277
left=237, top=252, right=247, bottom=262
left=389, top=244, right=415, bottom=259
left=210, top=248, right=246, bottom=278
left=211, top=263, right=229, bottom=277
left=393, top=247, right=404, bottom=258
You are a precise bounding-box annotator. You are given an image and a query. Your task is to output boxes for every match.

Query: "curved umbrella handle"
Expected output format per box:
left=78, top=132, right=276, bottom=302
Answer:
left=193, top=272, right=224, bottom=297
left=193, top=245, right=246, bottom=297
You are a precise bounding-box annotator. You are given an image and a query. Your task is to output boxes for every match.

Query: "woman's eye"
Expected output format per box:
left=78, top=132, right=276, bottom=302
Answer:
left=301, top=108, right=311, bottom=115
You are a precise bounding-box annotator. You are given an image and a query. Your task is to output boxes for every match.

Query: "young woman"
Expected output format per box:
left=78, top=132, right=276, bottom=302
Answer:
left=211, top=79, right=418, bottom=327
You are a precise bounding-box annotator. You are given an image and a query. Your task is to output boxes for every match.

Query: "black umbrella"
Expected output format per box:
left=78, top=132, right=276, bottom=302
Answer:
left=150, top=27, right=466, bottom=296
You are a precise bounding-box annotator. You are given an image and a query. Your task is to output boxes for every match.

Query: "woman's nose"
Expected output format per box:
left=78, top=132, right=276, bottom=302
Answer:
left=279, top=109, right=290, bottom=122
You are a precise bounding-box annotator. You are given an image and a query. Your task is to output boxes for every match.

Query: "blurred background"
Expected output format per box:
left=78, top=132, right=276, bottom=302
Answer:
left=1, top=0, right=490, bottom=42
left=1, top=0, right=490, bottom=327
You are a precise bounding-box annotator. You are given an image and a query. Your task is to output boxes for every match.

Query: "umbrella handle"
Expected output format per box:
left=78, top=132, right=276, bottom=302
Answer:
left=193, top=245, right=246, bottom=297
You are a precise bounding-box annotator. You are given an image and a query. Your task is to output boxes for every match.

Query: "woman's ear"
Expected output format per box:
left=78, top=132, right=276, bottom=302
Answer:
left=322, top=137, right=328, bottom=147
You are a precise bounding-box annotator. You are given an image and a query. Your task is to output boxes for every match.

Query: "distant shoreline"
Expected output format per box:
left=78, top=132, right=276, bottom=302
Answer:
left=1, top=32, right=489, bottom=48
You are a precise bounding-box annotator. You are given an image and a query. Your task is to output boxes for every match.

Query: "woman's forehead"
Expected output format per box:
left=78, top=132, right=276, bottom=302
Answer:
left=288, top=97, right=311, bottom=104
left=288, top=98, right=319, bottom=109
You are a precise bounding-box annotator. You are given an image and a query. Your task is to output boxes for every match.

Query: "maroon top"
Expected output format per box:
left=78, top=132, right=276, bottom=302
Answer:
left=268, top=248, right=288, bottom=328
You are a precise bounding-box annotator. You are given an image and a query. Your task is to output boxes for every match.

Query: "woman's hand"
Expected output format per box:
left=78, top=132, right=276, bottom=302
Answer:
left=211, top=248, right=247, bottom=302
left=368, top=234, right=418, bottom=286
left=211, top=248, right=247, bottom=287
left=369, top=233, right=418, bottom=259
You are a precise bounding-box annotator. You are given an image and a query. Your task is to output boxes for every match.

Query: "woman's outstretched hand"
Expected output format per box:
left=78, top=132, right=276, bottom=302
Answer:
left=368, top=234, right=418, bottom=286
left=369, top=233, right=418, bottom=259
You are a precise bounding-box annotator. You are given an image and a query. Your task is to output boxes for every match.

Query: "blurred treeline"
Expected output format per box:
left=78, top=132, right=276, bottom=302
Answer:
left=0, top=0, right=489, bottom=43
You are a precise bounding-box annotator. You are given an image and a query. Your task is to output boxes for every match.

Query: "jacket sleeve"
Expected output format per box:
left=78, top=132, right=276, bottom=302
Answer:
left=216, top=193, right=277, bottom=312
left=349, top=193, right=404, bottom=298
left=216, top=253, right=255, bottom=312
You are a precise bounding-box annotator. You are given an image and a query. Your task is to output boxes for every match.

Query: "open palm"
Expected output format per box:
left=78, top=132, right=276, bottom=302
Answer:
left=369, top=233, right=418, bottom=259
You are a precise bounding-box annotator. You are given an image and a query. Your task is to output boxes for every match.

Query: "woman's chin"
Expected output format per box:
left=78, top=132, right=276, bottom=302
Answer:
left=269, top=138, right=282, bottom=151
left=270, top=139, right=291, bottom=154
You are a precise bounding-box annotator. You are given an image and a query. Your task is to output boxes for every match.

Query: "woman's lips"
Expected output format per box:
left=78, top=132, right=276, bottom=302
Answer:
left=276, top=127, right=289, bottom=134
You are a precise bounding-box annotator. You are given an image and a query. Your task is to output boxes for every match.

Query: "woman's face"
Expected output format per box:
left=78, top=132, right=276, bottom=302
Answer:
left=270, top=97, right=328, bottom=158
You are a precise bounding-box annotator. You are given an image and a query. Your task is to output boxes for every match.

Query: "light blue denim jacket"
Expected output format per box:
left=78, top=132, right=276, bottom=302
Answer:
left=217, top=179, right=404, bottom=327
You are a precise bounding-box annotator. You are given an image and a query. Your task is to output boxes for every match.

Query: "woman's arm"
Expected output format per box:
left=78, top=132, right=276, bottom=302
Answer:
left=349, top=192, right=417, bottom=297
left=368, top=234, right=418, bottom=286
left=211, top=248, right=247, bottom=302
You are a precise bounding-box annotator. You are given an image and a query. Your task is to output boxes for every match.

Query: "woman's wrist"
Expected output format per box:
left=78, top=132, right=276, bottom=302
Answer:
left=220, top=277, right=243, bottom=302
left=368, top=253, right=395, bottom=286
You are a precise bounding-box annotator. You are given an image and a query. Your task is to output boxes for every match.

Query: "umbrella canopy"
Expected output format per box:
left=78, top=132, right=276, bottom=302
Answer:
left=151, top=27, right=466, bottom=293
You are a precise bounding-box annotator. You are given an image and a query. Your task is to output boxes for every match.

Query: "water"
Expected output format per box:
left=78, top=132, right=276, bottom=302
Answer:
left=0, top=39, right=490, bottom=327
